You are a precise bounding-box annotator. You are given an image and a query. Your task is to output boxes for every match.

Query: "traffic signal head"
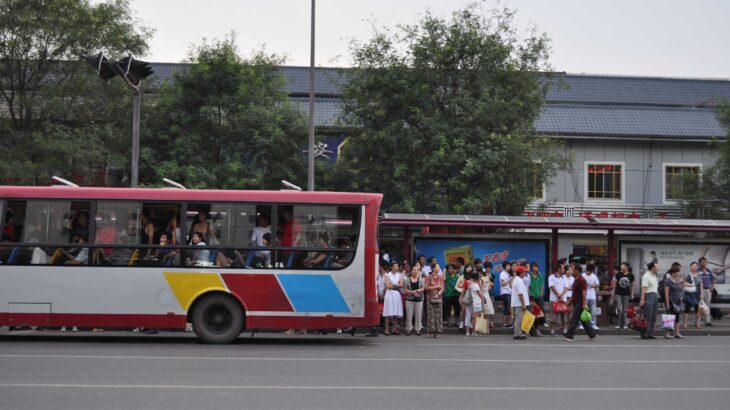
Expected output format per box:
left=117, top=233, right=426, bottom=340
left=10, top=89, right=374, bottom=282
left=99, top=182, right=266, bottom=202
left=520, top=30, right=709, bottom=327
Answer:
left=85, top=52, right=118, bottom=81
left=118, top=55, right=154, bottom=87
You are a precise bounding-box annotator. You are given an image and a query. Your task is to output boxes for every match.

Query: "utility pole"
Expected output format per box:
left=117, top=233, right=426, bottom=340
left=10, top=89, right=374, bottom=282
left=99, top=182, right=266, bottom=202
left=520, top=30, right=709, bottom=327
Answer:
left=131, top=92, right=141, bottom=187
left=86, top=53, right=153, bottom=188
left=307, top=0, right=316, bottom=191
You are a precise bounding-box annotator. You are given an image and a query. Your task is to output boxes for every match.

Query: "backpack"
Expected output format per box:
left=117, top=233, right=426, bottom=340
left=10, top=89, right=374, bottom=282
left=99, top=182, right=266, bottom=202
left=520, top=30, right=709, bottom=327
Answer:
left=492, top=273, right=501, bottom=297
left=658, top=274, right=667, bottom=302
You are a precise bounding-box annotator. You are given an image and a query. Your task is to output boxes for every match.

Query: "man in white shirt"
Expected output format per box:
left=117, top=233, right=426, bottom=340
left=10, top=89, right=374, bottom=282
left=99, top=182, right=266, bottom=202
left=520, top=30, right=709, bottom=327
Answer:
left=548, top=262, right=567, bottom=335
left=500, top=261, right=513, bottom=328
left=421, top=256, right=435, bottom=277
left=250, top=213, right=271, bottom=246
left=582, top=264, right=601, bottom=330
left=511, top=266, right=530, bottom=339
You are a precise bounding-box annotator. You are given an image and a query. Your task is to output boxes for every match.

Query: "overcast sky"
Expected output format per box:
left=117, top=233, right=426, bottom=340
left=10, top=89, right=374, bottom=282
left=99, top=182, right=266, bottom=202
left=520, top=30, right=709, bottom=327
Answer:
left=126, top=0, right=730, bottom=78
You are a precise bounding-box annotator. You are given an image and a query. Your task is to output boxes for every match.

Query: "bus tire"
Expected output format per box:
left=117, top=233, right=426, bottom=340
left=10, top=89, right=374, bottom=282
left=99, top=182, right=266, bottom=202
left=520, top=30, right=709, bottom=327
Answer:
left=191, top=293, right=244, bottom=344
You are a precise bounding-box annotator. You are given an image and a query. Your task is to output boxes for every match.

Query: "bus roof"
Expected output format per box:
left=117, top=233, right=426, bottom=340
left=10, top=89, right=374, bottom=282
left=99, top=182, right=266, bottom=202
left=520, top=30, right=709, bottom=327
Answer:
left=0, top=186, right=382, bottom=205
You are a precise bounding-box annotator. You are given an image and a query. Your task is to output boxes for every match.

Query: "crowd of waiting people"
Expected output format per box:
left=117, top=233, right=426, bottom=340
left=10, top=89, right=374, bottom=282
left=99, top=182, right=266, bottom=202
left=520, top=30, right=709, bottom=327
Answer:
left=369, top=253, right=727, bottom=341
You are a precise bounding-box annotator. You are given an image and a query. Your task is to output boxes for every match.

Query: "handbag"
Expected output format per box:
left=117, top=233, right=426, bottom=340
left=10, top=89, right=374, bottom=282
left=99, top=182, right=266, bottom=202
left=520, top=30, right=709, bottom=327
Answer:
left=552, top=301, right=568, bottom=313
left=521, top=310, right=536, bottom=333
left=609, top=298, right=619, bottom=317
left=683, top=275, right=696, bottom=293
left=429, top=297, right=442, bottom=304
left=628, top=312, right=648, bottom=332
left=475, top=313, right=489, bottom=335
left=661, top=313, right=676, bottom=330
left=627, top=305, right=636, bottom=319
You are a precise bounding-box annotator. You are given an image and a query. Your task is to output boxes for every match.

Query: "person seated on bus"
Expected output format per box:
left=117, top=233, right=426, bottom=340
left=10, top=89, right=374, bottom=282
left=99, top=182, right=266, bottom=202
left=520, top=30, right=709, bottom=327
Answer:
left=29, top=238, right=48, bottom=265
left=188, top=231, right=210, bottom=266
left=330, top=238, right=354, bottom=269
left=244, top=232, right=272, bottom=268
left=302, top=233, right=331, bottom=269
left=64, top=234, right=89, bottom=265
left=154, top=232, right=177, bottom=266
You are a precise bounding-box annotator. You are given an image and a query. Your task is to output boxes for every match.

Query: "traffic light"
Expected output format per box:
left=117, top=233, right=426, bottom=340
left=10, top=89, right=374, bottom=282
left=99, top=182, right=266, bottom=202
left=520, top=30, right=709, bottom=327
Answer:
left=85, top=53, right=154, bottom=91
left=118, top=55, right=154, bottom=87
left=85, top=52, right=118, bottom=81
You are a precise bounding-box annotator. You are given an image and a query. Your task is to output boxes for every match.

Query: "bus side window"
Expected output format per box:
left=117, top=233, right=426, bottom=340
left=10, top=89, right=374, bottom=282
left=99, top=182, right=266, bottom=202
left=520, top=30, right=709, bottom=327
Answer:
left=275, top=205, right=359, bottom=270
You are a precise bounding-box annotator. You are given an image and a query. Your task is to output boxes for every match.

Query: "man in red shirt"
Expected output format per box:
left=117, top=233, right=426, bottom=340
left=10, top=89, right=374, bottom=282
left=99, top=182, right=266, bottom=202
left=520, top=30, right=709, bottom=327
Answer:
left=564, top=270, right=598, bottom=342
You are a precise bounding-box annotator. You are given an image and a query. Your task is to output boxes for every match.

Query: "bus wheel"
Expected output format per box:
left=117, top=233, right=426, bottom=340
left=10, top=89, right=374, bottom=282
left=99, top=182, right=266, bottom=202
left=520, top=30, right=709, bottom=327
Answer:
left=191, top=293, right=244, bottom=344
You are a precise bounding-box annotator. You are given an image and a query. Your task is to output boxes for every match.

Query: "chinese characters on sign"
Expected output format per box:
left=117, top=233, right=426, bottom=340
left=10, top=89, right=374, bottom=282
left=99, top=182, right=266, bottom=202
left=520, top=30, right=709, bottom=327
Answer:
left=523, top=210, right=670, bottom=219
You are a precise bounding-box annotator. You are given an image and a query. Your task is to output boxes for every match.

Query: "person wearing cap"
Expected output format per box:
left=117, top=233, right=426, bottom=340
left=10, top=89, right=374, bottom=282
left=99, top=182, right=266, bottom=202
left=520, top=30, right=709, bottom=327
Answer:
left=511, top=265, right=530, bottom=340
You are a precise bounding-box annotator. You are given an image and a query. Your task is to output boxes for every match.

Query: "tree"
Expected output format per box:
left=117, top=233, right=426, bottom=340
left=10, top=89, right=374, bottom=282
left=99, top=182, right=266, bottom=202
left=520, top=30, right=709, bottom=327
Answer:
left=327, top=4, right=566, bottom=214
left=678, top=104, right=730, bottom=219
left=142, top=36, right=308, bottom=189
left=0, top=0, right=151, bottom=185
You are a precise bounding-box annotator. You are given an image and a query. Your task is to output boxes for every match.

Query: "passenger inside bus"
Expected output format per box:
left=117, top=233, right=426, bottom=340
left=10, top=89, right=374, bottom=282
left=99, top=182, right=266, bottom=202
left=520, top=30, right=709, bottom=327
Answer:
left=154, top=232, right=177, bottom=266
left=95, top=212, right=118, bottom=258
left=68, top=211, right=89, bottom=242
left=189, top=231, right=210, bottom=266
left=64, top=234, right=89, bottom=265
left=302, top=233, right=331, bottom=269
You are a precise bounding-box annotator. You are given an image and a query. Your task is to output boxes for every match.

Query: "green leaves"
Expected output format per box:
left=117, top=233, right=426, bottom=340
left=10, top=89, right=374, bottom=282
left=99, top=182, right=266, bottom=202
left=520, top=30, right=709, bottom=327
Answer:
left=331, top=4, right=565, bottom=214
left=142, top=36, right=307, bottom=190
left=0, top=0, right=151, bottom=185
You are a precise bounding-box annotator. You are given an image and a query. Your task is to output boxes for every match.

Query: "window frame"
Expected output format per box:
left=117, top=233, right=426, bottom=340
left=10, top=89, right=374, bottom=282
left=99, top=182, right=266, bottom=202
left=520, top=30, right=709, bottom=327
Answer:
left=528, top=160, right=547, bottom=202
left=584, top=161, right=625, bottom=203
left=0, top=196, right=362, bottom=270
left=662, top=162, right=702, bottom=205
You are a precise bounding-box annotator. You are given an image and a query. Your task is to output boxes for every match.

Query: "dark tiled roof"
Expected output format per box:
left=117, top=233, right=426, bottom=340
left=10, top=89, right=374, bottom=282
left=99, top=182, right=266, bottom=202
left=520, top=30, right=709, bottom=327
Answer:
left=547, top=74, right=730, bottom=107
left=147, top=63, right=730, bottom=138
left=537, top=105, right=726, bottom=139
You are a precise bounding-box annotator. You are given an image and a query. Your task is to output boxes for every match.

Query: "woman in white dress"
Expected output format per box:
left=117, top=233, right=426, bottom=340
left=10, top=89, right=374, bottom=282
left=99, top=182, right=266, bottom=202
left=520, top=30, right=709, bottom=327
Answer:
left=383, top=262, right=404, bottom=335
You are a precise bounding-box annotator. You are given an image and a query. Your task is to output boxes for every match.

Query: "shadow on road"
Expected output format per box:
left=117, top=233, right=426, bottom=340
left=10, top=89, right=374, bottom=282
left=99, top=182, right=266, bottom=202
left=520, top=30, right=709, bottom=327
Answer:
left=0, top=331, right=370, bottom=346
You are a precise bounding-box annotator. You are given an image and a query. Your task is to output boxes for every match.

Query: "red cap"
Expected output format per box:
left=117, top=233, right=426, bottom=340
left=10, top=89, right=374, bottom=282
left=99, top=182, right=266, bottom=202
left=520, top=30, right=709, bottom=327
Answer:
left=515, top=266, right=529, bottom=274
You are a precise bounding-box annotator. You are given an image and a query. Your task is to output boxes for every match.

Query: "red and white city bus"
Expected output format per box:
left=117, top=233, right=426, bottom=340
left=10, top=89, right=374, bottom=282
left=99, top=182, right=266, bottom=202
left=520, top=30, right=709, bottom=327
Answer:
left=0, top=186, right=382, bottom=343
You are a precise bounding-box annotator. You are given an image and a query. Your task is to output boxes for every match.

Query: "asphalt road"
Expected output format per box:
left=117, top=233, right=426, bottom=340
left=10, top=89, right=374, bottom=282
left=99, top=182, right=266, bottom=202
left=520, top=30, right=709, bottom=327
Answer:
left=1, top=330, right=729, bottom=410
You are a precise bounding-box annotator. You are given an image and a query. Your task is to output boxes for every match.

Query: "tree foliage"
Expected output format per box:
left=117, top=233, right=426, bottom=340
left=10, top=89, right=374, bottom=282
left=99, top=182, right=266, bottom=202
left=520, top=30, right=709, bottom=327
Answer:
left=0, top=0, right=151, bottom=185
left=325, top=4, right=566, bottom=214
left=142, top=36, right=308, bottom=189
left=679, top=104, right=730, bottom=219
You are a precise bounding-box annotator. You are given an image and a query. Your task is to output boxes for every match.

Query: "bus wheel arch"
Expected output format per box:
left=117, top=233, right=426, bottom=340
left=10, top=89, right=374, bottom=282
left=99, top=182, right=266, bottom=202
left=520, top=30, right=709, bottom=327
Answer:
left=188, top=291, right=246, bottom=344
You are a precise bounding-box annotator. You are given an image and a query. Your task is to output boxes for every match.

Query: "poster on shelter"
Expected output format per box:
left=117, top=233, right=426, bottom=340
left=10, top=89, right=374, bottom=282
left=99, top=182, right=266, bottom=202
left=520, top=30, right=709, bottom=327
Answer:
left=413, top=237, right=548, bottom=284
left=620, top=242, right=730, bottom=302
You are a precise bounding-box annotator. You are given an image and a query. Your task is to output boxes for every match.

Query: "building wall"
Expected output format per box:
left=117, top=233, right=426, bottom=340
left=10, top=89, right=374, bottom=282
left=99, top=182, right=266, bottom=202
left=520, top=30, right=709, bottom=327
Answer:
left=533, top=137, right=717, bottom=218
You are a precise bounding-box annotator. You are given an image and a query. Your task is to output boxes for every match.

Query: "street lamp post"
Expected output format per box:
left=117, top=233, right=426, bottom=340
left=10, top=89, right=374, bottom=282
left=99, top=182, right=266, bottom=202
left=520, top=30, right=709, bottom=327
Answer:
left=86, top=53, right=153, bottom=188
left=307, top=0, right=316, bottom=191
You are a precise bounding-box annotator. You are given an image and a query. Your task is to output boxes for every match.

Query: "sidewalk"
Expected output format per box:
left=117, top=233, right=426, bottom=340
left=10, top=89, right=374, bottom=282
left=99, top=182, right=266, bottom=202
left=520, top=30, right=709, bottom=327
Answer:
left=439, top=310, right=730, bottom=336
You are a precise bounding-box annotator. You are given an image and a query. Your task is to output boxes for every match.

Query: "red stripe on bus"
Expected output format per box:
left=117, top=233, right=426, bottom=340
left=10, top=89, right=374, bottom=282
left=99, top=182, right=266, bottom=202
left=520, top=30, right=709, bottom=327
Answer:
left=221, top=274, right=294, bottom=312
left=1, top=313, right=187, bottom=328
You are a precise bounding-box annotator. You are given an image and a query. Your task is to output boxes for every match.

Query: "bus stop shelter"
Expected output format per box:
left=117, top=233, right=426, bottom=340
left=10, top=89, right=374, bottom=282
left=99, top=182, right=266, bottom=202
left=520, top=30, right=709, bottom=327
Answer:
left=380, top=214, right=730, bottom=276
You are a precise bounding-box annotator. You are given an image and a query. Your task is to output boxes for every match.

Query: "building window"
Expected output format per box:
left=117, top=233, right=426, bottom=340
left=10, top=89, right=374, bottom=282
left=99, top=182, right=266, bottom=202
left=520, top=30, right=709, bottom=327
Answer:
left=587, top=163, right=622, bottom=200
left=526, top=162, right=545, bottom=200
left=665, top=164, right=700, bottom=202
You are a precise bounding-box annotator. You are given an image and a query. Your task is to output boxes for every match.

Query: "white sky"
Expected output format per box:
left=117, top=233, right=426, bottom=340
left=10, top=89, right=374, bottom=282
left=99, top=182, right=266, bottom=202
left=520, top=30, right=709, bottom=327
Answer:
left=126, top=0, right=730, bottom=78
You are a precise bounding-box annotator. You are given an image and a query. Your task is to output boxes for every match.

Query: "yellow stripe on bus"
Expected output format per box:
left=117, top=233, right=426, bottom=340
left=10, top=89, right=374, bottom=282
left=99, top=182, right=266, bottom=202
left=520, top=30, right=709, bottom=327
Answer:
left=163, top=272, right=227, bottom=312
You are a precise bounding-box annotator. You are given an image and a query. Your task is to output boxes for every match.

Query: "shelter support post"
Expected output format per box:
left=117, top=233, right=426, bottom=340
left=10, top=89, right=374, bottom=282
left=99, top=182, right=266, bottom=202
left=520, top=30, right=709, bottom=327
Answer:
left=551, top=229, right=559, bottom=271
left=607, top=229, right=616, bottom=277
left=403, top=227, right=412, bottom=264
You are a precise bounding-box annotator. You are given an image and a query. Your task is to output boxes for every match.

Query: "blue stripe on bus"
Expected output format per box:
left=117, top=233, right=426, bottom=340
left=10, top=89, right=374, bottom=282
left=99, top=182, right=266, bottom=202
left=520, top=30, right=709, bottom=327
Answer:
left=277, top=274, right=350, bottom=313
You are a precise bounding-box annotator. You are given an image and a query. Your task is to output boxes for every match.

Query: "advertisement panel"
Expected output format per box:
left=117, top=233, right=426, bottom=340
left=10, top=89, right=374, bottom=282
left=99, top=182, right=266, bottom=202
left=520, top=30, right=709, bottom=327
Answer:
left=619, top=241, right=730, bottom=302
left=413, top=237, right=549, bottom=293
